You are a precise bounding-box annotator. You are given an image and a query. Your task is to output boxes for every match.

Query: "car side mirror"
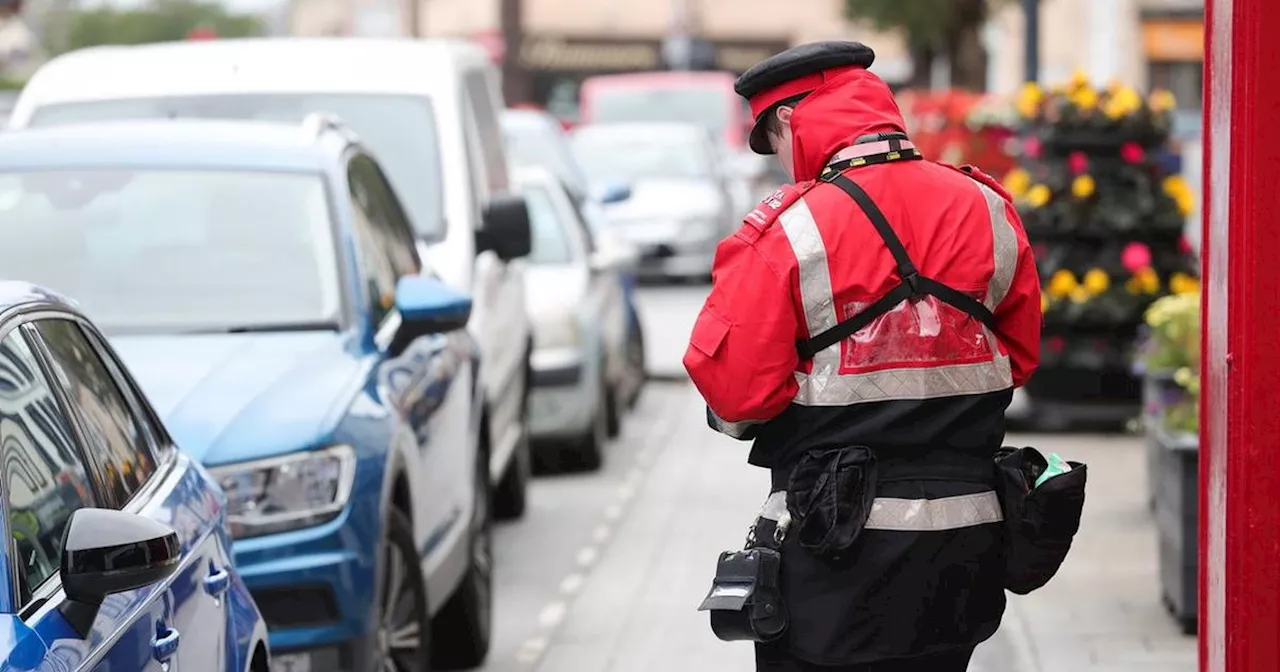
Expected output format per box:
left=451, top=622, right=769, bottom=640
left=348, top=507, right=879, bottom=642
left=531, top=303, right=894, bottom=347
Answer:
left=478, top=194, right=532, bottom=261
left=597, top=181, right=632, bottom=205
left=388, top=275, right=473, bottom=355
left=589, top=235, right=640, bottom=273
left=59, top=508, right=181, bottom=638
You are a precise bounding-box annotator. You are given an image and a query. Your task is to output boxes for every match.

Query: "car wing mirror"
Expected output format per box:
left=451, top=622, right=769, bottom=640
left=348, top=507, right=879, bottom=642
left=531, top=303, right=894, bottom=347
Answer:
left=59, top=508, right=181, bottom=638
left=387, top=275, right=473, bottom=355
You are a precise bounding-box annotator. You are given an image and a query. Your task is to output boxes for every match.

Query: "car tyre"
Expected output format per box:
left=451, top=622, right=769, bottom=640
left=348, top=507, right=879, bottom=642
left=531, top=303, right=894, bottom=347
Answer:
left=430, top=444, right=494, bottom=669
left=373, top=508, right=431, bottom=672
left=566, top=377, right=608, bottom=472
left=605, top=382, right=622, bottom=439
left=494, top=372, right=531, bottom=520
left=625, top=322, right=646, bottom=410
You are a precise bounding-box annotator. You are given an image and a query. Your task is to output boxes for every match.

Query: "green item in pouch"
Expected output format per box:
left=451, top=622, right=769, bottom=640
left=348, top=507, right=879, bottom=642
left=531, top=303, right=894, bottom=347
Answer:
left=1035, top=453, right=1072, bottom=488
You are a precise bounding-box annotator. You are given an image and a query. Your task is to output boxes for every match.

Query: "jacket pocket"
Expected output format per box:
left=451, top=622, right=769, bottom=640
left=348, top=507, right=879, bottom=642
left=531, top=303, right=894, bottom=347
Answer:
left=994, top=446, right=1088, bottom=595
left=689, top=308, right=731, bottom=358
left=786, top=446, right=878, bottom=563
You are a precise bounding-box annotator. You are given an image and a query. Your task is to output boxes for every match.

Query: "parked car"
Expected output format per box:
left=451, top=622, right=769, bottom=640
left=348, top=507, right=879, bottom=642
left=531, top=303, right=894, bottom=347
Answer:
left=9, top=36, right=535, bottom=521
left=0, top=117, right=494, bottom=671
left=0, top=281, right=269, bottom=671
left=514, top=165, right=642, bottom=470
left=570, top=121, right=738, bottom=282
left=500, top=108, right=646, bottom=408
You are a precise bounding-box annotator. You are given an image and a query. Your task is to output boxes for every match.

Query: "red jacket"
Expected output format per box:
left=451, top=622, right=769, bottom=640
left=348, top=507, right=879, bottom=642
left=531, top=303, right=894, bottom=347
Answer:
left=684, top=68, right=1041, bottom=470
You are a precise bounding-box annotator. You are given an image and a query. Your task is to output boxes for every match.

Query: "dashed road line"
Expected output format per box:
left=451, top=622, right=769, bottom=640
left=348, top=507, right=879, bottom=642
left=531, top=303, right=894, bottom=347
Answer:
left=592, top=524, right=611, bottom=543
left=575, top=546, right=598, bottom=568
left=558, top=572, right=585, bottom=595
left=537, top=601, right=568, bottom=629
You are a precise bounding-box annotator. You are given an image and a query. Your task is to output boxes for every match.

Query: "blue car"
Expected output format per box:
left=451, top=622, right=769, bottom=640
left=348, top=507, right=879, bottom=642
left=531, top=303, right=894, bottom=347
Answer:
left=0, top=281, right=269, bottom=670
left=0, top=117, right=505, bottom=670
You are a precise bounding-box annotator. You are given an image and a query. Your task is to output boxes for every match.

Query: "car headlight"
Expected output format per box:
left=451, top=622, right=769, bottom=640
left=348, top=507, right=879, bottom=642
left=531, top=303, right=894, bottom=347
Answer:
left=533, top=315, right=581, bottom=350
left=209, top=444, right=356, bottom=539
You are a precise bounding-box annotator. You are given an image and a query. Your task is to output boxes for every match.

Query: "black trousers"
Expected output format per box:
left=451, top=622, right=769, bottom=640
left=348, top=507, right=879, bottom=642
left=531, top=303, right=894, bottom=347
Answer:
left=755, top=645, right=976, bottom=672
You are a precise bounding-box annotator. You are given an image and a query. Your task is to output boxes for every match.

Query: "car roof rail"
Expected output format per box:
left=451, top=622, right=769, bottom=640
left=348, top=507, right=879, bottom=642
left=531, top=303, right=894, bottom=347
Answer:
left=300, top=112, right=353, bottom=142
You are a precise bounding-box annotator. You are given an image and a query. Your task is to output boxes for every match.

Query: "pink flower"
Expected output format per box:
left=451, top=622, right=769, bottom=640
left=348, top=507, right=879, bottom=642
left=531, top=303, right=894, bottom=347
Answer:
left=1122, top=242, right=1153, bottom=273
left=1023, top=136, right=1042, bottom=159
left=1120, top=142, right=1146, bottom=164
left=1067, top=151, right=1089, bottom=175
left=1178, top=235, right=1194, bottom=255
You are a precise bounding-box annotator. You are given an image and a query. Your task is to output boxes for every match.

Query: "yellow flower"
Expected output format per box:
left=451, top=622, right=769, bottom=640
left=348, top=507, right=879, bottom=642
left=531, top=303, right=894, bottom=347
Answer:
left=1069, top=68, right=1089, bottom=91
left=1069, top=287, right=1091, bottom=304
left=1027, top=184, right=1052, bottom=208
left=1150, top=89, right=1178, bottom=113
left=1127, top=267, right=1161, bottom=295
left=1041, top=293, right=1050, bottom=313
left=1169, top=272, right=1200, bottom=296
left=1072, top=174, right=1096, bottom=199
left=1003, top=168, right=1032, bottom=197
left=1083, top=268, right=1110, bottom=295
left=1174, top=366, right=1194, bottom=387
left=1047, top=269, right=1079, bottom=299
left=1071, top=86, right=1099, bottom=111
left=1015, top=82, right=1043, bottom=118
left=1164, top=175, right=1195, bottom=215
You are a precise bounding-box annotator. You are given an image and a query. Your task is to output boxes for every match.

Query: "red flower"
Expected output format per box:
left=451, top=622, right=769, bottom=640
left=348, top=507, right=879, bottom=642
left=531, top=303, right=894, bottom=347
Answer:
left=1067, top=151, right=1089, bottom=175
left=1121, top=242, right=1153, bottom=273
left=1023, top=136, right=1042, bottom=159
left=1178, top=235, right=1194, bottom=255
left=1120, top=142, right=1146, bottom=164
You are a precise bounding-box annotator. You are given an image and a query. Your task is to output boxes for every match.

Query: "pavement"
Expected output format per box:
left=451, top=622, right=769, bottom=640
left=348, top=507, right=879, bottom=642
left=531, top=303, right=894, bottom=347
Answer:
left=473, top=284, right=1199, bottom=672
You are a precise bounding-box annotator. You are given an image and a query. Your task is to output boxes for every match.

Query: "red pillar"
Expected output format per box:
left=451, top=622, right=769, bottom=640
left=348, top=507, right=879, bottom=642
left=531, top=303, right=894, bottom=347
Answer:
left=1202, top=0, right=1280, bottom=669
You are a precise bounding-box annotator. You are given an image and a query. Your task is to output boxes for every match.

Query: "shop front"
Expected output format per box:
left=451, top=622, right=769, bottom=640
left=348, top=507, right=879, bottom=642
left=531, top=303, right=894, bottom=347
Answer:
left=511, top=34, right=789, bottom=121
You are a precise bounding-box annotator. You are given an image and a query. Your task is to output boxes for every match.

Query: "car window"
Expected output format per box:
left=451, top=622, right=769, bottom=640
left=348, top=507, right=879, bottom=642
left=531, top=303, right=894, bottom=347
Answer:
left=0, top=330, right=96, bottom=603
left=571, top=130, right=713, bottom=184
left=523, top=185, right=576, bottom=265
left=33, top=319, right=157, bottom=507
left=0, top=168, right=342, bottom=335
left=27, top=94, right=447, bottom=242
left=464, top=69, right=510, bottom=195
left=351, top=154, right=421, bottom=279
left=348, top=157, right=400, bottom=327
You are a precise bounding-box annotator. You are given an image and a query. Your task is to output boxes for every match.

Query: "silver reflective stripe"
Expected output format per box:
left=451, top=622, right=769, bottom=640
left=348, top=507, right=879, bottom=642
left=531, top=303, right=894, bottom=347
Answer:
left=781, top=188, right=1016, bottom=406
left=759, top=491, right=789, bottom=521
left=864, top=490, right=1003, bottom=531
left=709, top=409, right=764, bottom=439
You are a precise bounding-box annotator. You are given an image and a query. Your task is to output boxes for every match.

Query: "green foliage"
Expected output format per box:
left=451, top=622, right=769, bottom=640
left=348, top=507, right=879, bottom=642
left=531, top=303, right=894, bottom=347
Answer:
left=843, top=0, right=1013, bottom=48
left=57, top=0, right=266, bottom=55
left=0, top=77, right=25, bottom=91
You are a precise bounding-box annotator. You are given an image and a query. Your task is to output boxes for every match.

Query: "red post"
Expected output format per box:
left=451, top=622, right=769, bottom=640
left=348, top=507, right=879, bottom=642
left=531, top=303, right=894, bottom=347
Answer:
left=1202, top=0, right=1280, bottom=669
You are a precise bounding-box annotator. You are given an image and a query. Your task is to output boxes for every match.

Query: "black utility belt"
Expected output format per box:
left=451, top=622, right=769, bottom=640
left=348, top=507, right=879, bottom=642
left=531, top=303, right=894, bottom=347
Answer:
left=697, top=445, right=1090, bottom=643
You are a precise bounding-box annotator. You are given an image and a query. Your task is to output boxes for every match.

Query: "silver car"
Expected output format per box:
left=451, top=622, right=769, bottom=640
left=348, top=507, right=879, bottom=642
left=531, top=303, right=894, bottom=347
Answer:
left=516, top=165, right=640, bottom=472
left=570, top=121, right=737, bottom=282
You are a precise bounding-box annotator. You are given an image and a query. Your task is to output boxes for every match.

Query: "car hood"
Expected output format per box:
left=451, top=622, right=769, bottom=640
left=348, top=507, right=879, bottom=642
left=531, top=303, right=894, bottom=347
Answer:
left=601, top=178, right=725, bottom=221
left=524, top=265, right=586, bottom=318
left=110, top=332, right=366, bottom=468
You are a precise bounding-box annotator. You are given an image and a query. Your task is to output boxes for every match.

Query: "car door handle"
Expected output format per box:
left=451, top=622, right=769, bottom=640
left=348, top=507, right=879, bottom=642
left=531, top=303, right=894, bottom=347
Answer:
left=152, top=625, right=180, bottom=662
left=204, top=564, right=231, bottom=597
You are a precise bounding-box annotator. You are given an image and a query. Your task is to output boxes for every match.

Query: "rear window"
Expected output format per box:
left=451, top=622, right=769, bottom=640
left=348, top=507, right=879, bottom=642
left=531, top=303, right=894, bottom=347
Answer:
left=585, top=86, right=733, bottom=139
left=28, top=94, right=447, bottom=242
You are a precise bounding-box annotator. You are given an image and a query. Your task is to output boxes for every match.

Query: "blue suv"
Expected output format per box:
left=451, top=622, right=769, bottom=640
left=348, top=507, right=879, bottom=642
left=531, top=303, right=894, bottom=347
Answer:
left=0, top=116, right=513, bottom=670
left=0, top=282, right=269, bottom=670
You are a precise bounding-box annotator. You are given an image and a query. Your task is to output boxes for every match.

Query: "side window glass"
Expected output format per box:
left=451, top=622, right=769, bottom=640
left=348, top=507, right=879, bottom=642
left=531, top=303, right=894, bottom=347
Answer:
left=361, top=156, right=422, bottom=279
left=564, top=193, right=597, bottom=255
left=464, top=70, right=509, bottom=194
left=34, top=319, right=156, bottom=507
left=80, top=326, right=174, bottom=457
left=0, top=330, right=95, bottom=603
left=348, top=159, right=399, bottom=326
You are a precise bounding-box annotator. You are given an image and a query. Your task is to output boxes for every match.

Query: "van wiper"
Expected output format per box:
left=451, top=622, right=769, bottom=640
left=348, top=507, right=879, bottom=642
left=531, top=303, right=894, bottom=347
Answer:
left=186, top=321, right=341, bottom=334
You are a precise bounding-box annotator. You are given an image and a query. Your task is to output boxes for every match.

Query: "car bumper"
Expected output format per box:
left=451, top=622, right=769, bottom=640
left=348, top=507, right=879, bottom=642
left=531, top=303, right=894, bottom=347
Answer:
left=230, top=473, right=383, bottom=670
left=631, top=239, right=717, bottom=279
left=529, top=348, right=596, bottom=439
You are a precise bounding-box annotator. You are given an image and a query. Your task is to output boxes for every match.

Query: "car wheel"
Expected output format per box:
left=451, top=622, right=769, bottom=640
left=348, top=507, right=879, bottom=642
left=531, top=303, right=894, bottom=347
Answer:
left=625, top=323, right=646, bottom=410
left=373, top=509, right=431, bottom=672
left=604, top=382, right=622, bottom=439
left=565, top=377, right=607, bottom=472
left=494, top=385, right=530, bottom=520
left=430, top=447, right=494, bottom=669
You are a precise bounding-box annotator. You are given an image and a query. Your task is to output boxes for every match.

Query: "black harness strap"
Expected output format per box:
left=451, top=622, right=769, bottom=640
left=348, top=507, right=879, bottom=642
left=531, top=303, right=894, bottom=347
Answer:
left=795, top=171, right=999, bottom=361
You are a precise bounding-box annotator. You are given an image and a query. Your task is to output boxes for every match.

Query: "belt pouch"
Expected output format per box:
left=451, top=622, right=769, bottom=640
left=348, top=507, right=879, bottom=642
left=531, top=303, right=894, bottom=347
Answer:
left=786, top=446, right=878, bottom=562
left=697, top=542, right=787, bottom=642
left=994, top=446, right=1089, bottom=594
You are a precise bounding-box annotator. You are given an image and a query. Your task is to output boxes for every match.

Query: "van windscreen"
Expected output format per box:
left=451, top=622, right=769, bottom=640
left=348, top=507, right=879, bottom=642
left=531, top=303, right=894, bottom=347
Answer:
left=28, top=94, right=447, bottom=241
left=587, top=87, right=730, bottom=139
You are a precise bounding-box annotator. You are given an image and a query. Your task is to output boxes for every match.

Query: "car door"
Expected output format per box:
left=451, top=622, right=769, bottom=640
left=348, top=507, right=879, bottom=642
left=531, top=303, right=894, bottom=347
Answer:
left=348, top=153, right=466, bottom=561
left=20, top=317, right=229, bottom=672
left=463, top=67, right=529, bottom=469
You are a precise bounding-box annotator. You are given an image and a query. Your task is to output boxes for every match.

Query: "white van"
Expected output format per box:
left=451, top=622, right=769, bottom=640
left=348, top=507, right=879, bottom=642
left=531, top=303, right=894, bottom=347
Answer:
left=9, top=38, right=536, bottom=519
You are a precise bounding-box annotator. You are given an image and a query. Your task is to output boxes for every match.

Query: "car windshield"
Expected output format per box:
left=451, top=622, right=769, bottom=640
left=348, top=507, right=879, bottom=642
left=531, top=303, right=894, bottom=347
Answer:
left=501, top=121, right=588, bottom=197
left=0, top=169, right=342, bottom=335
left=570, top=131, right=711, bottom=185
left=27, top=94, right=446, bottom=241
left=522, top=184, right=574, bottom=265
left=588, top=87, right=730, bottom=138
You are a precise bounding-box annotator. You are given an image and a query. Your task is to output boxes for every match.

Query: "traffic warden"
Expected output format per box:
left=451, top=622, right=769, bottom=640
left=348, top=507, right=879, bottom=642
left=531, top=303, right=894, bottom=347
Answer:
left=685, top=42, right=1044, bottom=671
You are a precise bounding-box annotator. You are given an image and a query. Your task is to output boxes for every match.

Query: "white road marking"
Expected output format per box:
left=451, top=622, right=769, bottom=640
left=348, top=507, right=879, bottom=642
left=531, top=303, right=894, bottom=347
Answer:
left=592, top=524, right=611, bottom=543
left=576, top=546, right=598, bottom=568
left=515, top=637, right=548, bottom=663
left=604, top=504, right=623, bottom=520
left=617, top=483, right=636, bottom=501
left=538, top=601, right=568, bottom=629
left=626, top=466, right=644, bottom=483
left=558, top=573, right=585, bottom=595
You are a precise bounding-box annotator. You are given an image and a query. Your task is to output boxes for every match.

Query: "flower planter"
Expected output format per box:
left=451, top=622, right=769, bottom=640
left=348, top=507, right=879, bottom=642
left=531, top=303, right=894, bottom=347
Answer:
left=1150, top=422, right=1198, bottom=635
left=1142, top=370, right=1192, bottom=510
